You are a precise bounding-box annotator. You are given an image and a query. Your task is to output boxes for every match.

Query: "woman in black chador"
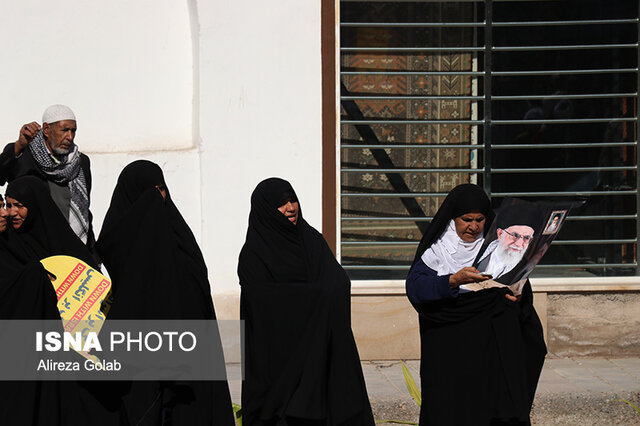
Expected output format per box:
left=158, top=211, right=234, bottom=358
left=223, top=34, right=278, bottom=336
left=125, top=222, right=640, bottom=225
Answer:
left=0, top=177, right=112, bottom=426
left=96, top=160, right=235, bottom=426
left=405, top=184, right=546, bottom=425
left=4, top=175, right=98, bottom=268
left=0, top=193, right=24, bottom=276
left=0, top=189, right=65, bottom=426
left=1, top=176, right=96, bottom=320
left=238, top=178, right=374, bottom=426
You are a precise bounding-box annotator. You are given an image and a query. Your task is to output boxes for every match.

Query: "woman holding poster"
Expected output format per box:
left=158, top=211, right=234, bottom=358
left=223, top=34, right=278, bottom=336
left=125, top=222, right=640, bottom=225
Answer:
left=406, top=184, right=546, bottom=426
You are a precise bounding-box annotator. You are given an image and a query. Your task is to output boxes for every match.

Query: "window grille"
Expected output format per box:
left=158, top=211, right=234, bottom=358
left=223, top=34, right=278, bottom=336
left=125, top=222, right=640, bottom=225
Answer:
left=339, top=0, right=639, bottom=280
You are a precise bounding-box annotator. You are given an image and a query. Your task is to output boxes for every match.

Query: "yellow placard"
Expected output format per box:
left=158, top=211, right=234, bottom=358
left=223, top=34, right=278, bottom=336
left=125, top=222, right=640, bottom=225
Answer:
left=40, top=255, right=113, bottom=361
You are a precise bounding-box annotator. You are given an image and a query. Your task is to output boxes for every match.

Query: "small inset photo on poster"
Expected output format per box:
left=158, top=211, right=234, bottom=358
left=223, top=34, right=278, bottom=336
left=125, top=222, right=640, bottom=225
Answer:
left=542, top=210, right=567, bottom=235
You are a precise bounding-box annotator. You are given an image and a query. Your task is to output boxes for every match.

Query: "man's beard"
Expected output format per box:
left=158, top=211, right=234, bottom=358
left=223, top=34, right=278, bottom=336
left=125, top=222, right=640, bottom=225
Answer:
left=52, top=145, right=71, bottom=156
left=493, top=243, right=525, bottom=272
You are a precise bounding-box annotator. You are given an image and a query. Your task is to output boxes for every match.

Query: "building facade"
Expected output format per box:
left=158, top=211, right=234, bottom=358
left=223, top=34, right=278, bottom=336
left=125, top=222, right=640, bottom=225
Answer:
left=2, top=0, right=639, bottom=358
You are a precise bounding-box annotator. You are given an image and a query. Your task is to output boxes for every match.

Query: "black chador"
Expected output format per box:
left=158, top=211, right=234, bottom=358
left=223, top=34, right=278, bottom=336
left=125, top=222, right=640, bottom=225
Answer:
left=0, top=179, right=110, bottom=426
left=96, top=160, right=235, bottom=426
left=238, top=178, right=374, bottom=426
left=4, top=176, right=98, bottom=268
left=407, top=184, right=546, bottom=425
left=0, top=251, right=67, bottom=426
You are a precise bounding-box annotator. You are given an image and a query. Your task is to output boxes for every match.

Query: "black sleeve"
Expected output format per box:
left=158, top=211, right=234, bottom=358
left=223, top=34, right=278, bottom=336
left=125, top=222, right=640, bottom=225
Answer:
left=80, top=154, right=97, bottom=252
left=406, top=259, right=457, bottom=304
left=80, top=154, right=92, bottom=197
left=0, top=143, right=18, bottom=185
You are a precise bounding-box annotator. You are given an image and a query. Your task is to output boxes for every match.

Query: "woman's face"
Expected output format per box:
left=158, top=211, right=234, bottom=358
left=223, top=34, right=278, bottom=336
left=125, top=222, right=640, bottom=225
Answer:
left=5, top=196, right=28, bottom=230
left=0, top=199, right=8, bottom=233
left=278, top=200, right=299, bottom=225
left=155, top=184, right=167, bottom=200
left=454, top=212, right=485, bottom=242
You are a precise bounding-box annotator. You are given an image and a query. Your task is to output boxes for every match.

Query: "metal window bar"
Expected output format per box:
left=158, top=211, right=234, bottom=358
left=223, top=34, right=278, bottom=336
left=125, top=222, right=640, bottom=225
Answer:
left=339, top=0, right=639, bottom=279
left=342, top=95, right=484, bottom=100
left=342, top=93, right=637, bottom=100
left=341, top=239, right=637, bottom=246
left=491, top=43, right=638, bottom=51
left=340, top=263, right=637, bottom=270
left=340, top=191, right=637, bottom=197
left=341, top=214, right=637, bottom=221
left=340, top=19, right=639, bottom=28
left=342, top=119, right=485, bottom=124
left=342, top=142, right=637, bottom=149
left=341, top=47, right=486, bottom=52
left=343, top=118, right=635, bottom=125
left=636, top=0, right=640, bottom=274
left=492, top=19, right=639, bottom=27
left=341, top=46, right=639, bottom=52
left=341, top=69, right=637, bottom=76
left=341, top=166, right=635, bottom=173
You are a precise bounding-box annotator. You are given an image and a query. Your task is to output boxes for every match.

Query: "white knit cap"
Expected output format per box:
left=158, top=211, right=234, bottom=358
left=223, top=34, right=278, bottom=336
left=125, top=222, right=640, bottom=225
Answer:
left=42, top=104, right=76, bottom=124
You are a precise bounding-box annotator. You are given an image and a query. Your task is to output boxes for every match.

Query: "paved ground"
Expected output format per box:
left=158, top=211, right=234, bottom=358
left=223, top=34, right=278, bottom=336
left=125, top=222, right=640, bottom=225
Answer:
left=227, top=358, right=640, bottom=425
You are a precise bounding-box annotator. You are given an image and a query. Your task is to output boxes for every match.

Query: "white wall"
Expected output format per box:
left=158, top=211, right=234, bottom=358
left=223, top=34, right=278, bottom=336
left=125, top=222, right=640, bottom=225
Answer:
left=197, top=0, right=323, bottom=299
left=1, top=1, right=324, bottom=317
left=0, top=0, right=194, bottom=151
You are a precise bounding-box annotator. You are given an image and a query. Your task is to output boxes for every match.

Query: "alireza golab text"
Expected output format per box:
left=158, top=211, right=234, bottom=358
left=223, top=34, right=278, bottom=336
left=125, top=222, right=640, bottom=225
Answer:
left=35, top=330, right=197, bottom=372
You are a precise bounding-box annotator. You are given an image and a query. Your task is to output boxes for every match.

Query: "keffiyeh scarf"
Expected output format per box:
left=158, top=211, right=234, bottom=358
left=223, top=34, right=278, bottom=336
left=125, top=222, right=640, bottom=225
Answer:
left=29, top=130, right=89, bottom=243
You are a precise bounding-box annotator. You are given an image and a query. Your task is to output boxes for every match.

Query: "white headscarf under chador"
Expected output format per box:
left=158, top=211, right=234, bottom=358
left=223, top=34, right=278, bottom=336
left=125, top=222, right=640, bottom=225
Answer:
left=421, top=219, right=485, bottom=275
left=411, top=184, right=494, bottom=275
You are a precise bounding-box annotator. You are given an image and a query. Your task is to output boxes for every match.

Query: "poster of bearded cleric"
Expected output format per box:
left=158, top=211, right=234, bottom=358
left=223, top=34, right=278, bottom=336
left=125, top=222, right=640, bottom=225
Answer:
left=470, top=198, right=572, bottom=296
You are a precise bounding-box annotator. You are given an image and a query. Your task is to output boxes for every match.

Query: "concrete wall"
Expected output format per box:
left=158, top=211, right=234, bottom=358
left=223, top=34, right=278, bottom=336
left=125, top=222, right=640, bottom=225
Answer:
left=350, top=290, right=640, bottom=360
left=352, top=295, right=420, bottom=360
left=547, top=292, right=640, bottom=357
left=1, top=0, right=323, bottom=318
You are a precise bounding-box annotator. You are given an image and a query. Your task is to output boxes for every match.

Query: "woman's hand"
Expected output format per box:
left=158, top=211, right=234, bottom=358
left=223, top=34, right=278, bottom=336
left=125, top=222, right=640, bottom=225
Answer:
left=449, top=267, right=489, bottom=288
left=504, top=293, right=523, bottom=302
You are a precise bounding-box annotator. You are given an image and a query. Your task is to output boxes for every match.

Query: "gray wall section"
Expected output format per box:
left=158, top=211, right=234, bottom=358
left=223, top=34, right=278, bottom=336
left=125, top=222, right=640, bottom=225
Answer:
left=349, top=292, right=640, bottom=360
left=547, top=293, right=640, bottom=357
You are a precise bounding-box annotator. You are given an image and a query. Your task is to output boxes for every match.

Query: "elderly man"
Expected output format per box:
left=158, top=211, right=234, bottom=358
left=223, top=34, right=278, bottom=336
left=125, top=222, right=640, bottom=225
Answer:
left=476, top=208, right=539, bottom=283
left=0, top=105, right=94, bottom=247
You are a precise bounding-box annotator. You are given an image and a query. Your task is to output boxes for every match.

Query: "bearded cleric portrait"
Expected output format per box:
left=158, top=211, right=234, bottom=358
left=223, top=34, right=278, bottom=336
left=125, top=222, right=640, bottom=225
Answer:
left=0, top=105, right=94, bottom=248
left=475, top=199, right=544, bottom=284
